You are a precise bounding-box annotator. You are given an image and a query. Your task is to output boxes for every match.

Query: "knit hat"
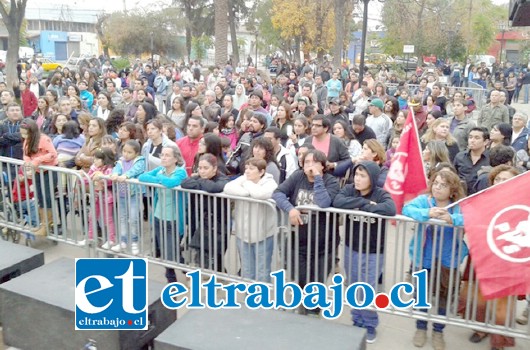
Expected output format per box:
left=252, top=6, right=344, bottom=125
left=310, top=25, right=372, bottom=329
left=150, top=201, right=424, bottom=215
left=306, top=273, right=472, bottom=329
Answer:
left=250, top=89, right=263, bottom=100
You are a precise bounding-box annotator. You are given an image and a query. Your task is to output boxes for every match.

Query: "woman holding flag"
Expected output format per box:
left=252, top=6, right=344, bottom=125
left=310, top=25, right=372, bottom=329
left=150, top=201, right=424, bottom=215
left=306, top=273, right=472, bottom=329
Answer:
left=402, top=169, right=468, bottom=350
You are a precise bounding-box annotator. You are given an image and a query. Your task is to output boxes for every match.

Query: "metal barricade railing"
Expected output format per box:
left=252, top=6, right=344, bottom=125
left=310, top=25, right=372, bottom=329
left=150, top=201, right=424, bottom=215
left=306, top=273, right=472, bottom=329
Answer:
left=289, top=205, right=529, bottom=340
left=92, top=177, right=283, bottom=285
left=2, top=158, right=527, bottom=340
left=0, top=157, right=95, bottom=251
left=406, top=83, right=487, bottom=111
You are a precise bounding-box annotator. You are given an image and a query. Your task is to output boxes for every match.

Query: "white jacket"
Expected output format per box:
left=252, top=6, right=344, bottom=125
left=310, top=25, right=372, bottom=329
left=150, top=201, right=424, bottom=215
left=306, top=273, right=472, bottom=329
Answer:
left=223, top=173, right=278, bottom=243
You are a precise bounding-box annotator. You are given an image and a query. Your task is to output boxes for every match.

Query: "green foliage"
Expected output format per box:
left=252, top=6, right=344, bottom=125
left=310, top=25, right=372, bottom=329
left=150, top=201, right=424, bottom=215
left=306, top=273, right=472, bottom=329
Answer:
left=111, top=57, right=131, bottom=71
left=103, top=9, right=185, bottom=57
left=381, top=0, right=507, bottom=61
left=191, top=35, right=213, bottom=61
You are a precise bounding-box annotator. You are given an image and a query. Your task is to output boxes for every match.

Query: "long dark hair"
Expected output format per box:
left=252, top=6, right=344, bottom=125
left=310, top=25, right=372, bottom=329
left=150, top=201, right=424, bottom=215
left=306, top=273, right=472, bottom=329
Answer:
left=94, top=147, right=116, bottom=167
left=20, top=118, right=41, bottom=156
left=193, top=133, right=224, bottom=172
left=251, top=137, right=277, bottom=165
left=62, top=120, right=80, bottom=139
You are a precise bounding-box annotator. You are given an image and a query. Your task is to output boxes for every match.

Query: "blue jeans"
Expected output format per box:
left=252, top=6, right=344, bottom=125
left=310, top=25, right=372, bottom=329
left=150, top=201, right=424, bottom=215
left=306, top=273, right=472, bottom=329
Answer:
left=117, top=194, right=139, bottom=243
left=237, top=236, right=274, bottom=282
left=13, top=199, right=38, bottom=226
left=524, top=84, right=529, bottom=104
left=344, top=246, right=383, bottom=330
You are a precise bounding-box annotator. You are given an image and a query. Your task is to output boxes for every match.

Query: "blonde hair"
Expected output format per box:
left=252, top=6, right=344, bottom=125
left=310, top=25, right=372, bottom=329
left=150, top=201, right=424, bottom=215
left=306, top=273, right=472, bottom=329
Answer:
left=422, top=118, right=457, bottom=146
left=364, top=139, right=386, bottom=164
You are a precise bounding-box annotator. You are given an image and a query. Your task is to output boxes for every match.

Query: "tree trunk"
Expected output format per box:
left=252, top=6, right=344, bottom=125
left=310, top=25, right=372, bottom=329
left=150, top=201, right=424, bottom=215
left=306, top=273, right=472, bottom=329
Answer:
left=184, top=1, right=193, bottom=61
left=0, top=0, right=28, bottom=88
left=228, top=0, right=239, bottom=65
left=6, top=26, right=20, bottom=87
left=214, top=0, right=229, bottom=67
left=333, top=0, right=345, bottom=68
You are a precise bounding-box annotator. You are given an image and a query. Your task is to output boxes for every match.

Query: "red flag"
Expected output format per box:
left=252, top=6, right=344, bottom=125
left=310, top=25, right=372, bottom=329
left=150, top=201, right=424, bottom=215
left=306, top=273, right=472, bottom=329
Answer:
left=459, top=172, right=530, bottom=299
left=384, top=108, right=427, bottom=213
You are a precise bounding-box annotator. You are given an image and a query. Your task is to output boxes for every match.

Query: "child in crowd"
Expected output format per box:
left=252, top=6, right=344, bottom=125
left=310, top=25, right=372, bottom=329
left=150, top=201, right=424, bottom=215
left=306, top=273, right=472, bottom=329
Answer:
left=110, top=140, right=146, bottom=255
left=384, top=135, right=400, bottom=169
left=80, top=147, right=116, bottom=248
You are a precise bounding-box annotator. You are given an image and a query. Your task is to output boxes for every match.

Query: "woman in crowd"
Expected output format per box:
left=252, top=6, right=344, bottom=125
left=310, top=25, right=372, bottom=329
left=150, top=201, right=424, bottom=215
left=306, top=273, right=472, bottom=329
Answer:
left=421, top=118, right=460, bottom=162
left=20, top=118, right=58, bottom=236
left=358, top=139, right=388, bottom=187
left=31, top=97, right=52, bottom=130
left=403, top=170, right=468, bottom=350
left=275, top=102, right=294, bottom=145
left=232, top=83, right=248, bottom=110
left=166, top=96, right=186, bottom=133
left=251, top=137, right=280, bottom=185
left=286, top=115, right=309, bottom=157
left=272, top=149, right=340, bottom=313
left=384, top=97, right=399, bottom=121
left=93, top=91, right=114, bottom=120
left=75, top=117, right=107, bottom=172
left=423, top=141, right=451, bottom=176
left=424, top=95, right=441, bottom=115
left=192, top=133, right=227, bottom=175
left=488, top=122, right=513, bottom=149
left=139, top=145, right=187, bottom=283
left=218, top=112, right=238, bottom=151
left=332, top=119, right=362, bottom=159
left=105, top=109, right=125, bottom=139
left=141, top=119, right=179, bottom=171
left=117, top=121, right=137, bottom=152
left=45, top=89, right=59, bottom=109
left=135, top=102, right=158, bottom=132
left=53, top=120, right=85, bottom=169
left=224, top=157, right=278, bottom=282
left=48, top=113, right=71, bottom=140
left=425, top=110, right=443, bottom=130
left=181, top=153, right=230, bottom=272
left=77, top=112, right=92, bottom=138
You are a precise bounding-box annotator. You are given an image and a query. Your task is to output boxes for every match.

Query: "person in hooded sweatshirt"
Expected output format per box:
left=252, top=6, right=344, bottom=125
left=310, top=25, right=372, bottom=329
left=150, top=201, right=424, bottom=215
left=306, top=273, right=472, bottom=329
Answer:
left=333, top=160, right=396, bottom=344
left=223, top=157, right=278, bottom=282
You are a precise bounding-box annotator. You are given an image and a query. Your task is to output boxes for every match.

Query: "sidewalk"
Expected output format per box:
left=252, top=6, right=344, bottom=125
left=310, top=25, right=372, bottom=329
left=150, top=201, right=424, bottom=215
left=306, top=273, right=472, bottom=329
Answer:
left=1, top=238, right=529, bottom=350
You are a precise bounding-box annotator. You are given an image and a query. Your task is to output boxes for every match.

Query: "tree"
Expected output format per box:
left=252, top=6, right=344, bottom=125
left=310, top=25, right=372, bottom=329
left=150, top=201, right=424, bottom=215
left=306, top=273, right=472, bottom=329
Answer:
left=0, top=0, right=28, bottom=87
left=95, top=13, right=110, bottom=59
left=172, top=0, right=215, bottom=60
left=270, top=0, right=335, bottom=62
left=102, top=9, right=185, bottom=58
left=214, top=0, right=228, bottom=66
left=227, top=0, right=251, bottom=65
left=333, top=0, right=346, bottom=68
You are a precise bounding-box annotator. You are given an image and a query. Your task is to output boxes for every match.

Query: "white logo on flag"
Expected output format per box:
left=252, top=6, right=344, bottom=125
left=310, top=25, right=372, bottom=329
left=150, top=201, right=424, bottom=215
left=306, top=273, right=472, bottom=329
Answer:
left=487, top=205, right=530, bottom=263
left=385, top=152, right=408, bottom=195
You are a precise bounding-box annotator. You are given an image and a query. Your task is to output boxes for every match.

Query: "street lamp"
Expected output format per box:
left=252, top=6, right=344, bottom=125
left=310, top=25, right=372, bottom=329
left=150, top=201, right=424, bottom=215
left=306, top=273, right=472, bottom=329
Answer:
left=498, top=23, right=507, bottom=63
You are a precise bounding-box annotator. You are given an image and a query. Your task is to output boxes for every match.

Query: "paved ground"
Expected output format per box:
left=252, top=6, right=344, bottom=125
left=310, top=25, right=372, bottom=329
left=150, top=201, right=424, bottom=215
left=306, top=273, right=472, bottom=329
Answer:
left=2, top=101, right=530, bottom=349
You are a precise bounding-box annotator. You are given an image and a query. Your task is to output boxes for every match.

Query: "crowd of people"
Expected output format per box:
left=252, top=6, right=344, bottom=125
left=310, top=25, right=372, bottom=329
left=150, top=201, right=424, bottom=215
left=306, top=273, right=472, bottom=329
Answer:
left=1, top=55, right=529, bottom=350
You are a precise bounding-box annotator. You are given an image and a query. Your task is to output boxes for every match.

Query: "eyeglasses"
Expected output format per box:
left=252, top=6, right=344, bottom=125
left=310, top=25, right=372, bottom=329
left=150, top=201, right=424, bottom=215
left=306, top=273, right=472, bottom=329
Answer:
left=432, top=181, right=449, bottom=189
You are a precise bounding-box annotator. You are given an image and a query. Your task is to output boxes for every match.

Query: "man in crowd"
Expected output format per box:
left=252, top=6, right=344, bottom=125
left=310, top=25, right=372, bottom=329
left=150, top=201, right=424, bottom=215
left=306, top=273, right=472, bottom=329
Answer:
left=0, top=90, right=15, bottom=121
left=453, top=127, right=490, bottom=194
left=478, top=90, right=509, bottom=131
left=247, top=90, right=272, bottom=126
left=202, top=90, right=222, bottom=121
left=303, top=115, right=350, bottom=177
left=264, top=127, right=298, bottom=183
left=511, top=112, right=529, bottom=153
left=447, top=99, right=476, bottom=151
left=176, top=116, right=204, bottom=176
left=231, top=113, right=266, bottom=174
left=365, top=98, right=392, bottom=148
left=105, top=80, right=123, bottom=107
left=351, top=114, right=377, bottom=146
left=314, top=74, right=328, bottom=114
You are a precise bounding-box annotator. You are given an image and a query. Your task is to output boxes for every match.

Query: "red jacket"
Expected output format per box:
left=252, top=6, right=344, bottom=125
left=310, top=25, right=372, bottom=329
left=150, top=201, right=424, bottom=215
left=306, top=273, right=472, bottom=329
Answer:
left=176, top=135, right=202, bottom=176
left=12, top=168, right=33, bottom=203
left=21, top=89, right=38, bottom=117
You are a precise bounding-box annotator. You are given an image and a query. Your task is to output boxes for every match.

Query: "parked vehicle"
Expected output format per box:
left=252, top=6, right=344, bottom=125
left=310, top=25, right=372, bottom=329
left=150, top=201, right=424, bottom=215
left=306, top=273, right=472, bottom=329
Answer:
left=392, top=56, right=419, bottom=71
left=38, top=58, right=62, bottom=71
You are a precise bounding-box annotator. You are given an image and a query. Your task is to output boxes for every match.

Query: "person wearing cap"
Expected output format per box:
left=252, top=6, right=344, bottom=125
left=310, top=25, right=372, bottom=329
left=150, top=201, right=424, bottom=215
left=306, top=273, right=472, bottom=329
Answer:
left=366, top=98, right=393, bottom=148
left=326, top=71, right=342, bottom=102
left=408, top=95, right=429, bottom=134
left=326, top=97, right=348, bottom=127
left=248, top=89, right=272, bottom=127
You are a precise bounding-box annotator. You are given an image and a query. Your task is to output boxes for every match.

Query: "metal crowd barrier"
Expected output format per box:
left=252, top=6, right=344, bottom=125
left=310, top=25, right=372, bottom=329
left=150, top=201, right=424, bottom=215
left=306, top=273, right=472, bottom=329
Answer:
left=1, top=160, right=527, bottom=340
left=405, top=83, right=487, bottom=111
left=0, top=156, right=95, bottom=250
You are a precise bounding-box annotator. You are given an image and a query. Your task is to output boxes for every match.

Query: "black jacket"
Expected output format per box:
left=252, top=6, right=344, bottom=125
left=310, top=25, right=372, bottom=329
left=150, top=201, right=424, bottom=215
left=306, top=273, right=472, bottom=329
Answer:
left=333, top=161, right=396, bottom=253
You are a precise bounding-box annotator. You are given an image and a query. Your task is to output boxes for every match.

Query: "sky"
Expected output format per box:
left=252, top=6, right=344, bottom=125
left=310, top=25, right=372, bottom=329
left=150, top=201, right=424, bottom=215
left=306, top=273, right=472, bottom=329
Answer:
left=27, top=0, right=172, bottom=13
